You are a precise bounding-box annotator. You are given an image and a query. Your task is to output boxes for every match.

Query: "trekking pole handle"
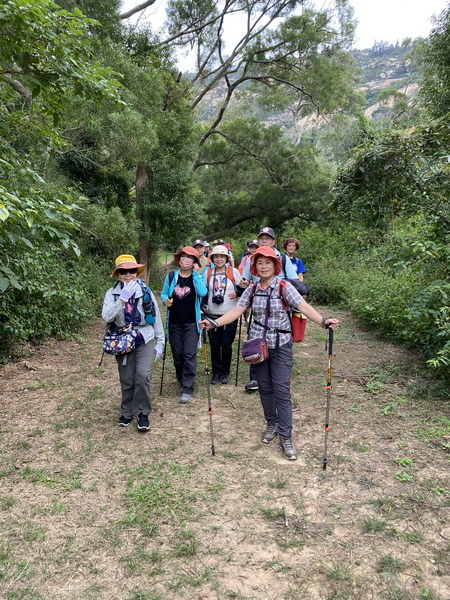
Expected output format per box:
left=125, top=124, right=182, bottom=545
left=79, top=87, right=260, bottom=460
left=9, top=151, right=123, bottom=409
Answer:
left=328, top=327, right=333, bottom=355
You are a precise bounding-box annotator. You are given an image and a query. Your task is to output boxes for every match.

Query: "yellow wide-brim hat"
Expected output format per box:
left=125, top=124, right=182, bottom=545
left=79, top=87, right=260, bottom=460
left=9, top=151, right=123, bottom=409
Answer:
left=110, top=254, right=146, bottom=277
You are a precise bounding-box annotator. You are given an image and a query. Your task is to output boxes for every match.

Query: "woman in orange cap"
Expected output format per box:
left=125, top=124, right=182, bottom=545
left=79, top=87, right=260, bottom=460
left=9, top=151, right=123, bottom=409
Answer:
left=200, top=246, right=339, bottom=461
left=102, top=255, right=165, bottom=431
left=161, top=246, right=208, bottom=403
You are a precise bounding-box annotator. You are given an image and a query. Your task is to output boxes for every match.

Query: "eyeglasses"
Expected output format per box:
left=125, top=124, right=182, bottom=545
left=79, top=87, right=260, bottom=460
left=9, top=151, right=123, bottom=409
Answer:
left=117, top=268, right=138, bottom=275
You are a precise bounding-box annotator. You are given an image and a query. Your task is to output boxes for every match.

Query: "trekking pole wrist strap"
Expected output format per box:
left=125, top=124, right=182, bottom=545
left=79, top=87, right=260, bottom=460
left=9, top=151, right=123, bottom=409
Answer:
left=206, top=317, right=219, bottom=330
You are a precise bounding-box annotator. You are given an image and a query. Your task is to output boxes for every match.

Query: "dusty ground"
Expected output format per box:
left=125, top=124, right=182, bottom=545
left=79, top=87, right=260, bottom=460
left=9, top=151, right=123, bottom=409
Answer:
left=0, top=306, right=449, bottom=600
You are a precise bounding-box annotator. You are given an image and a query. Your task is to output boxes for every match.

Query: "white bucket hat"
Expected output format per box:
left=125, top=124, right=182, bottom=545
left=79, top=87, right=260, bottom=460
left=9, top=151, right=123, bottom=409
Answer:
left=210, top=244, right=230, bottom=259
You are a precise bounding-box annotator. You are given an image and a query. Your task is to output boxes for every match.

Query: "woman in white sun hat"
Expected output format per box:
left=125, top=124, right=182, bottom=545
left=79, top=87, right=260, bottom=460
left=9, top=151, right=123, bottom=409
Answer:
left=202, top=245, right=243, bottom=384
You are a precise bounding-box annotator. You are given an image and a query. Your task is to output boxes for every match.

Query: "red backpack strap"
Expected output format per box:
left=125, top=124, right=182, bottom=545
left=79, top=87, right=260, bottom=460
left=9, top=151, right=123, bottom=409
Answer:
left=278, top=279, right=289, bottom=310
left=207, top=266, right=234, bottom=285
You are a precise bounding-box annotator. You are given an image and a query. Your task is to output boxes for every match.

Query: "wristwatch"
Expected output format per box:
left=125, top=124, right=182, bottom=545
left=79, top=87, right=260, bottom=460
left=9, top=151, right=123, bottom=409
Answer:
left=321, top=317, right=328, bottom=328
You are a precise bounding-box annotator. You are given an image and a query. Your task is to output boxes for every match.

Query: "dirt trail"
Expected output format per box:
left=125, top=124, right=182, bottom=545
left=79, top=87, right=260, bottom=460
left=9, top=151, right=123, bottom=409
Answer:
left=0, top=308, right=449, bottom=600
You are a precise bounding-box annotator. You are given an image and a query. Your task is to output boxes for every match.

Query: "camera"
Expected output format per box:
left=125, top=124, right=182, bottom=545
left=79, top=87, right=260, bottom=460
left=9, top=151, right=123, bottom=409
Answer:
left=212, top=294, right=224, bottom=305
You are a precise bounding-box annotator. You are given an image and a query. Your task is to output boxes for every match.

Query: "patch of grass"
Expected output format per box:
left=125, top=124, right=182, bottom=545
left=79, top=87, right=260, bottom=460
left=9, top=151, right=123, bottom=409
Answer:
left=21, top=467, right=82, bottom=491
left=395, top=470, right=413, bottom=482
left=171, top=529, right=197, bottom=557
left=268, top=477, right=288, bottom=489
left=87, top=385, right=105, bottom=400
left=380, top=588, right=414, bottom=600
left=122, top=461, right=201, bottom=532
left=119, top=550, right=151, bottom=575
left=125, top=592, right=164, bottom=600
left=167, top=565, right=218, bottom=591
left=53, top=421, right=78, bottom=432
left=23, top=521, right=46, bottom=542
left=416, top=416, right=450, bottom=441
left=362, top=517, right=387, bottom=533
left=5, top=589, right=45, bottom=600
left=376, top=554, right=404, bottom=575
left=357, top=476, right=378, bottom=489
left=393, top=457, right=413, bottom=467
left=326, top=566, right=352, bottom=581
left=420, top=588, right=443, bottom=600
left=347, top=439, right=369, bottom=452
left=260, top=507, right=285, bottom=522
left=221, top=451, right=240, bottom=458
left=0, top=496, right=17, bottom=510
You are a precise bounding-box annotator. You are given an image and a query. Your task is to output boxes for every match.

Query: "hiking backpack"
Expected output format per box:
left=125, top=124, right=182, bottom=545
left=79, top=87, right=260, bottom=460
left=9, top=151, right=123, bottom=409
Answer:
left=112, top=279, right=156, bottom=325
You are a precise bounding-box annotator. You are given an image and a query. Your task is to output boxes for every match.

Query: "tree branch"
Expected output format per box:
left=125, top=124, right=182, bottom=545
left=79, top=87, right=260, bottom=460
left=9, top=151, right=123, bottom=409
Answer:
left=120, top=0, right=158, bottom=20
left=2, top=75, right=32, bottom=101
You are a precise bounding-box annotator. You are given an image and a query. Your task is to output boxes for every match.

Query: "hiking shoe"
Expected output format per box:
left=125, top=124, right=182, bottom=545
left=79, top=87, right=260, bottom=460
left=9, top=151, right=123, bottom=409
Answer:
left=118, top=416, right=133, bottom=427
left=180, top=393, right=192, bottom=404
left=245, top=380, right=259, bottom=393
left=221, top=373, right=230, bottom=384
left=137, top=413, right=150, bottom=431
left=279, top=436, right=297, bottom=460
left=211, top=373, right=221, bottom=385
left=262, top=421, right=279, bottom=444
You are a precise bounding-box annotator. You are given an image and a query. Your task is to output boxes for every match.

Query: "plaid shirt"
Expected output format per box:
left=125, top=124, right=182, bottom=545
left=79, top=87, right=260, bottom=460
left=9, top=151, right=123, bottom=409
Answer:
left=238, top=278, right=304, bottom=348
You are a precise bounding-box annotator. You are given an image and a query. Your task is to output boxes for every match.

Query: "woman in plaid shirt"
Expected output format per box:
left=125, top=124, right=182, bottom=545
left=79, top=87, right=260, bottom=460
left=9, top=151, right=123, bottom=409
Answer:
left=200, top=246, right=339, bottom=461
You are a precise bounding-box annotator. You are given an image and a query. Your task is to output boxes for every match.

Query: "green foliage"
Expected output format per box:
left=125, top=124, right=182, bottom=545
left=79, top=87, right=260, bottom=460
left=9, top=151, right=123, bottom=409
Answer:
left=194, top=118, right=333, bottom=235
left=0, top=0, right=121, bottom=117
left=290, top=219, right=450, bottom=382
left=419, top=4, right=450, bottom=118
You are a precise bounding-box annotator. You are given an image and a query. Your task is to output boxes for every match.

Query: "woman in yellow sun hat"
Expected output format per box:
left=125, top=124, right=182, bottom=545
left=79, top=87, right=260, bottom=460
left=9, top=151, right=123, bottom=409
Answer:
left=102, top=255, right=164, bottom=431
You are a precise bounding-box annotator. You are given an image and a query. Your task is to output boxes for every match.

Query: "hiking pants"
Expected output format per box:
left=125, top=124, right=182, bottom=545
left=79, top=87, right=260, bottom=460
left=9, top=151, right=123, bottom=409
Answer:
left=254, top=341, right=294, bottom=438
left=208, top=321, right=238, bottom=377
left=169, top=322, right=199, bottom=394
left=116, top=339, right=155, bottom=418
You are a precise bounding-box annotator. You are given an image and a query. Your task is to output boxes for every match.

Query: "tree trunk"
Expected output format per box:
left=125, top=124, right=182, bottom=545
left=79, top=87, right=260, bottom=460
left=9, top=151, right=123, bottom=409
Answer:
left=135, top=165, right=151, bottom=284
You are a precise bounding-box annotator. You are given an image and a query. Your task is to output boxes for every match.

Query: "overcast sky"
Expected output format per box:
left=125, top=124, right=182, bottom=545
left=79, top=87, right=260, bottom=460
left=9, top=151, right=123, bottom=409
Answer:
left=121, top=0, right=449, bottom=61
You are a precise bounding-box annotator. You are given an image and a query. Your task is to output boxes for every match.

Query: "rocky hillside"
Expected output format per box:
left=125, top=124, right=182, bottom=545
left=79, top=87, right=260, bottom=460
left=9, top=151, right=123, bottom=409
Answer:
left=194, top=40, right=421, bottom=128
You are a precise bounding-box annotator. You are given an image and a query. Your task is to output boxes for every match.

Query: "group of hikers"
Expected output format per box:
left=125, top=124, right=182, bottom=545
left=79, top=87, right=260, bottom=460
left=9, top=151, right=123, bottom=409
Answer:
left=102, top=227, right=339, bottom=461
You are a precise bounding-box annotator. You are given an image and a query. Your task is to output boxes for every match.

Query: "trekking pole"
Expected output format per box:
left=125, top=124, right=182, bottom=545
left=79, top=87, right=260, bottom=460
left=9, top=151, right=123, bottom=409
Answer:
left=235, top=315, right=242, bottom=386
left=201, top=317, right=215, bottom=456
left=159, top=339, right=167, bottom=395
left=159, top=300, right=171, bottom=396
left=323, top=327, right=333, bottom=470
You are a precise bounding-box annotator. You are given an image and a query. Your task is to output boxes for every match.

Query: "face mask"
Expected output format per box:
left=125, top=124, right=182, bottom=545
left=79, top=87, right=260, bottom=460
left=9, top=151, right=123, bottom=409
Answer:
left=179, top=257, right=194, bottom=269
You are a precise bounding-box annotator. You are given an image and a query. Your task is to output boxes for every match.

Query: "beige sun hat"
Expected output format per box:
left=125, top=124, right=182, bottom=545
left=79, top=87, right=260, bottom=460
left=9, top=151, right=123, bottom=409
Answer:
left=210, top=245, right=230, bottom=260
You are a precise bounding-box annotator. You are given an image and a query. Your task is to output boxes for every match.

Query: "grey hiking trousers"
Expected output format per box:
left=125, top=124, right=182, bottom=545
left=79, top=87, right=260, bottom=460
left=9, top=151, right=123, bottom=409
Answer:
left=254, top=340, right=294, bottom=437
left=116, top=340, right=155, bottom=418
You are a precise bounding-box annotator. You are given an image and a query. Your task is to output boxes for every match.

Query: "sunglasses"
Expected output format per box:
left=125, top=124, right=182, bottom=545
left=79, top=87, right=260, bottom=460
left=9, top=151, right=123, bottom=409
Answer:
left=117, top=268, right=138, bottom=275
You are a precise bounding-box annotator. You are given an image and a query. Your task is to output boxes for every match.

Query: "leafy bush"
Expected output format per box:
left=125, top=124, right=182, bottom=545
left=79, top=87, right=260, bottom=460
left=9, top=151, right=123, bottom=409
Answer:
left=290, top=221, right=450, bottom=382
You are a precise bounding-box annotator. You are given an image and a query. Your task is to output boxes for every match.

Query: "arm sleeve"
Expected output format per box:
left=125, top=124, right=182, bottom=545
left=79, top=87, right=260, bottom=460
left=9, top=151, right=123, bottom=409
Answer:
left=151, top=292, right=165, bottom=346
left=101, top=288, right=124, bottom=323
left=296, top=259, right=307, bottom=274
left=242, top=258, right=251, bottom=281
left=193, top=270, right=208, bottom=297
left=160, top=273, right=172, bottom=303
